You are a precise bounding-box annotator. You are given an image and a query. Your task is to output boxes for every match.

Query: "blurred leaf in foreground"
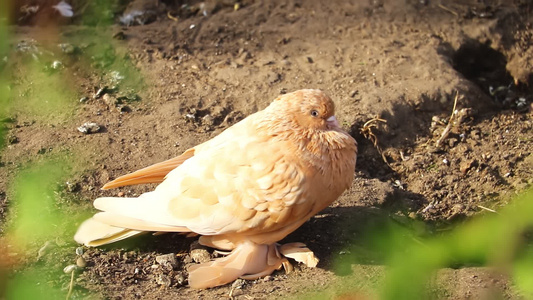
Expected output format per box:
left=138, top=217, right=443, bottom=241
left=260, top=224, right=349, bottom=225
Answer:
left=321, top=189, right=533, bottom=299
left=6, top=159, right=69, bottom=246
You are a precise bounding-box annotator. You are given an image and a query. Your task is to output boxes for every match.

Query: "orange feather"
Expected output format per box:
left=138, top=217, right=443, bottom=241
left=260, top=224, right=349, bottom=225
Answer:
left=102, top=148, right=195, bottom=189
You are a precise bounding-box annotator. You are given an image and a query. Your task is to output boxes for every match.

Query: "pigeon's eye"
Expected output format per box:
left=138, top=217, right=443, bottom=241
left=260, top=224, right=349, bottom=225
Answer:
left=310, top=110, right=319, bottom=117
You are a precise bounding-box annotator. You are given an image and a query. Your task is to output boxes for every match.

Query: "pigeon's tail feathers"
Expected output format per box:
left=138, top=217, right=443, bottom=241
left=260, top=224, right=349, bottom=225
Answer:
left=75, top=196, right=193, bottom=246
left=74, top=217, right=144, bottom=247
left=93, top=211, right=191, bottom=232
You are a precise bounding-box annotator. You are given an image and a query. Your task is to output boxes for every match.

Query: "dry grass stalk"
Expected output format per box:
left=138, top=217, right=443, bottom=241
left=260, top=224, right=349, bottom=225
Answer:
left=435, top=92, right=459, bottom=148
left=360, top=117, right=389, bottom=165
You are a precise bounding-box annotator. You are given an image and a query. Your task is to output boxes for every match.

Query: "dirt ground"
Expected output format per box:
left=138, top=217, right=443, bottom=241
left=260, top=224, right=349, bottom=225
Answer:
left=1, top=0, right=533, bottom=299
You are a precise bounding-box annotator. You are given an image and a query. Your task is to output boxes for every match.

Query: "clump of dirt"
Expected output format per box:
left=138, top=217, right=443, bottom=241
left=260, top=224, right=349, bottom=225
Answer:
left=1, top=0, right=533, bottom=299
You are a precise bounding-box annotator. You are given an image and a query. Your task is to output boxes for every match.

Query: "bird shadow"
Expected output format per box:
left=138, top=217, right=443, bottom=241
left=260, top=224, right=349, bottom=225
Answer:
left=282, top=205, right=389, bottom=269
left=280, top=190, right=446, bottom=276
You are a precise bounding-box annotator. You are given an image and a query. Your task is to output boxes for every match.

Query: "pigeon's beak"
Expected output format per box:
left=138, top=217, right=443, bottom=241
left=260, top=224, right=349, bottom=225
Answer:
left=327, top=115, right=340, bottom=128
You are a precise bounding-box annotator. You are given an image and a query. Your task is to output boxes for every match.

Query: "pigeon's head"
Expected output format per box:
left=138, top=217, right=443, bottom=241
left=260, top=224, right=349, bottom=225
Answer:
left=273, top=89, right=339, bottom=131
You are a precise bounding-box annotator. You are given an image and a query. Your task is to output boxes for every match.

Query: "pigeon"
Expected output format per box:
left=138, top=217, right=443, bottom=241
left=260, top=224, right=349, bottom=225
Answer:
left=75, top=89, right=357, bottom=288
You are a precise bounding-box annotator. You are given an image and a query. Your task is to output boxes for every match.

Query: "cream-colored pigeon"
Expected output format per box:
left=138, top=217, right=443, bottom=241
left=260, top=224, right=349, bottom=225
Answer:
left=74, top=89, right=357, bottom=288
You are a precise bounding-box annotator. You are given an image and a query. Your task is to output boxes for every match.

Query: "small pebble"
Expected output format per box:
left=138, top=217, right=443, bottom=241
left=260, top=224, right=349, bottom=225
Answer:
left=51, top=60, right=63, bottom=69
left=231, top=278, right=246, bottom=289
left=7, top=135, right=18, bottom=144
left=66, top=181, right=79, bottom=192
left=174, top=272, right=187, bottom=286
left=184, top=108, right=197, bottom=122
left=202, top=114, right=215, bottom=127
left=155, top=253, right=178, bottom=268
left=460, top=159, right=475, bottom=174
left=190, top=249, right=211, bottom=264
left=103, top=94, right=119, bottom=107
left=185, top=114, right=196, bottom=122
left=37, top=241, right=54, bottom=260
left=93, top=87, right=107, bottom=99
left=63, top=264, right=78, bottom=274
left=182, top=254, right=193, bottom=264
left=117, top=105, right=130, bottom=113
left=76, top=256, right=87, bottom=268
left=156, top=274, right=172, bottom=287
left=78, top=122, right=101, bottom=134
left=59, top=43, right=75, bottom=54
left=75, top=247, right=84, bottom=256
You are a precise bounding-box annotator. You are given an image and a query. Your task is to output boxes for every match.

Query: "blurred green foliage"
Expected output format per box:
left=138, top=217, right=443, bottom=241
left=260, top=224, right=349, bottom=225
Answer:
left=0, top=6, right=77, bottom=297
left=77, top=0, right=120, bottom=26
left=380, top=189, right=533, bottom=299
left=5, top=268, right=65, bottom=300
left=7, top=58, right=77, bottom=122
left=0, top=1, right=9, bottom=149
left=7, top=159, right=70, bottom=245
left=3, top=159, right=78, bottom=300
left=0, top=0, right=146, bottom=298
left=299, top=189, right=533, bottom=299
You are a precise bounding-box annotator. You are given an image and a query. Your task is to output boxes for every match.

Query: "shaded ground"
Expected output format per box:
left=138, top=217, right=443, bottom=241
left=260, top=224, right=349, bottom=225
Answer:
left=1, top=0, right=533, bottom=299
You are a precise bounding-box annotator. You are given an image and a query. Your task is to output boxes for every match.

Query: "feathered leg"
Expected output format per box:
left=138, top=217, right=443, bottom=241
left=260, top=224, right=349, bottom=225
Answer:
left=187, top=242, right=287, bottom=289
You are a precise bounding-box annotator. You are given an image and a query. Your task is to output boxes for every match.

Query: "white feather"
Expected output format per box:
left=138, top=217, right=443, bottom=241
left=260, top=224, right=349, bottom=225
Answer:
left=52, top=1, right=73, bottom=17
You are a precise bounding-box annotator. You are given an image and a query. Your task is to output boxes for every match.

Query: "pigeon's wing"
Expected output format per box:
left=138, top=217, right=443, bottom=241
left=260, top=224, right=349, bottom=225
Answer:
left=102, top=147, right=196, bottom=189
left=91, top=117, right=317, bottom=240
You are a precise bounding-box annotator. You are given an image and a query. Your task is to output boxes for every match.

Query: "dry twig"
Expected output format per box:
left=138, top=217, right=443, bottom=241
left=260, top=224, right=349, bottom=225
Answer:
left=360, top=117, right=389, bottom=165
left=65, top=270, right=75, bottom=300
left=438, top=3, right=458, bottom=16
left=435, top=92, right=459, bottom=148
left=361, top=117, right=387, bottom=147
left=478, top=205, right=498, bottom=214
left=167, top=11, right=179, bottom=21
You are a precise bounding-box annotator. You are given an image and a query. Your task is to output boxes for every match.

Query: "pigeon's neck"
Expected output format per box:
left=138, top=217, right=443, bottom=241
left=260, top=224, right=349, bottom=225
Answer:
left=255, top=109, right=356, bottom=171
left=301, top=130, right=356, bottom=166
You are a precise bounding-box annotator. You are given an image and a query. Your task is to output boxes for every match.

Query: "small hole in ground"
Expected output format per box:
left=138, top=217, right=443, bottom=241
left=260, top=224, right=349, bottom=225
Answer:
left=452, top=39, right=513, bottom=96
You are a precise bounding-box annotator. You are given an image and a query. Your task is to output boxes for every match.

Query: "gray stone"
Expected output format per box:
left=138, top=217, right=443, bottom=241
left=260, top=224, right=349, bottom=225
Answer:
left=155, top=253, right=178, bottom=268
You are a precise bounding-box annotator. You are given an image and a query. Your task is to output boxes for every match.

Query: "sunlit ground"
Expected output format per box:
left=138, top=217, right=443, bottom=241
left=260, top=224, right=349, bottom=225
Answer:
left=1, top=1, right=533, bottom=299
